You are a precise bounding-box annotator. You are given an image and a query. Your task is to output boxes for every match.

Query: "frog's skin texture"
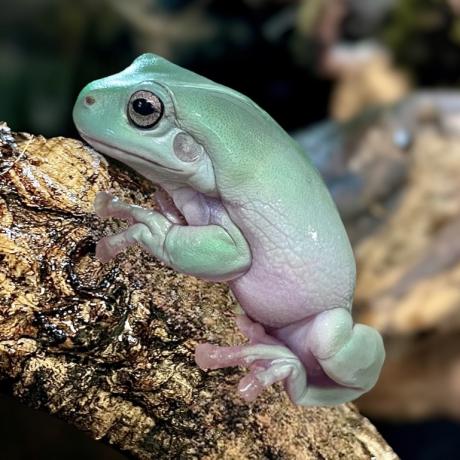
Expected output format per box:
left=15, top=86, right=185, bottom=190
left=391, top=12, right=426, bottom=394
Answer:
left=73, top=54, right=385, bottom=406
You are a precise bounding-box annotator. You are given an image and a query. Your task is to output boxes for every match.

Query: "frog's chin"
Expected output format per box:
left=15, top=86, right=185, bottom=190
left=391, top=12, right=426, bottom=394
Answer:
left=79, top=133, right=183, bottom=174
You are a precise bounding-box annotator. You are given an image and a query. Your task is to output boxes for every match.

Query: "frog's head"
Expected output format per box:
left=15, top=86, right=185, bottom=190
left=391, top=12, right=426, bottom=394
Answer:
left=74, top=53, right=289, bottom=196
left=73, top=53, right=221, bottom=195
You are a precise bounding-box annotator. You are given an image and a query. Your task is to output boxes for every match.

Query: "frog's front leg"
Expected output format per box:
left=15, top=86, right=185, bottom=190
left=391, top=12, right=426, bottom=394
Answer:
left=94, top=192, right=251, bottom=281
left=196, top=309, right=384, bottom=406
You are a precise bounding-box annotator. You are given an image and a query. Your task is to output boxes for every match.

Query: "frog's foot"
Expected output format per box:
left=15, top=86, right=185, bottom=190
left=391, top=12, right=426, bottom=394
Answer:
left=196, top=315, right=302, bottom=401
left=93, top=192, right=172, bottom=263
left=94, top=192, right=154, bottom=262
left=195, top=342, right=305, bottom=402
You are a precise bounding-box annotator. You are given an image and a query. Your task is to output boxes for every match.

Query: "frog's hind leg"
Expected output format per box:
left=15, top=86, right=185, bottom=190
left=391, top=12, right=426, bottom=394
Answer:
left=281, top=307, right=385, bottom=405
left=195, top=310, right=385, bottom=405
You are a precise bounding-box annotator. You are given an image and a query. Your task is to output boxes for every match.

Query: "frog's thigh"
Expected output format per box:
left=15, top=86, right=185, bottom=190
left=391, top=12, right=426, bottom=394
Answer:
left=295, top=308, right=385, bottom=405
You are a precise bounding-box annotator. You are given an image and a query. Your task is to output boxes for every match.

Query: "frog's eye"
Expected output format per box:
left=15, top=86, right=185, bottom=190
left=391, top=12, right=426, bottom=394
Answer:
left=128, top=90, right=163, bottom=129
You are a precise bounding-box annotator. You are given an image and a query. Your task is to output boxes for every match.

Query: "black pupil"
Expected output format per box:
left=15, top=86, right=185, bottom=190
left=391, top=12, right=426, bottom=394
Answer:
left=132, top=98, right=155, bottom=116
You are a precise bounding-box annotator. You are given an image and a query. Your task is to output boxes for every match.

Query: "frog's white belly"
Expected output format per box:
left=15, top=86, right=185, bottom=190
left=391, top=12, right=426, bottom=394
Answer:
left=226, top=199, right=356, bottom=328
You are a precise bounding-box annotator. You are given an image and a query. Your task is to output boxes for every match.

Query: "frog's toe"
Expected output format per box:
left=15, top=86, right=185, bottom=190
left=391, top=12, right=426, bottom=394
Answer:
left=95, top=235, right=122, bottom=262
left=95, top=223, right=147, bottom=262
left=237, top=369, right=265, bottom=402
left=195, top=341, right=264, bottom=399
left=238, top=363, right=294, bottom=402
left=94, top=192, right=140, bottom=223
left=94, top=191, right=116, bottom=218
left=195, top=343, right=245, bottom=370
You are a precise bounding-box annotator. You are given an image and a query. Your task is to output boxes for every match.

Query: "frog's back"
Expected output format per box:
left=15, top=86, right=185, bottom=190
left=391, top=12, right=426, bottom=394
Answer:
left=163, top=62, right=356, bottom=327
left=225, top=138, right=356, bottom=328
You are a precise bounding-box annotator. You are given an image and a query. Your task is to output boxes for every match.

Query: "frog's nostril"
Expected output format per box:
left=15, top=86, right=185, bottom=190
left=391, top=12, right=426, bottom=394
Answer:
left=84, top=95, right=96, bottom=106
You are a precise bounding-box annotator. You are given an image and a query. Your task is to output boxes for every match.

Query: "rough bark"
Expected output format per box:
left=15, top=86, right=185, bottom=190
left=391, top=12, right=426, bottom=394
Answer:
left=0, top=124, right=396, bottom=459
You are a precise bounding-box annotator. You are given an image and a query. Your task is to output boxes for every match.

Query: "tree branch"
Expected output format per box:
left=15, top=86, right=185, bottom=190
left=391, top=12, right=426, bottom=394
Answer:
left=0, top=124, right=396, bottom=459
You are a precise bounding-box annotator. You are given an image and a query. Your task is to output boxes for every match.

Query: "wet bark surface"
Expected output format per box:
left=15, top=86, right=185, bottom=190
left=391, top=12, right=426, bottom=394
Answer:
left=0, top=123, right=396, bottom=459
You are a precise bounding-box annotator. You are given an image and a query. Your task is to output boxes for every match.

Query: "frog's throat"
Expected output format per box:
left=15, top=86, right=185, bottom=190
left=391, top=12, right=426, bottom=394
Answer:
left=80, top=134, right=183, bottom=173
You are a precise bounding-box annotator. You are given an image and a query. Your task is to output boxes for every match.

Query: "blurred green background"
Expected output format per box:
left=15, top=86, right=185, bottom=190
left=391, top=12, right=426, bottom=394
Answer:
left=3, top=0, right=460, bottom=139
left=0, top=0, right=333, bottom=137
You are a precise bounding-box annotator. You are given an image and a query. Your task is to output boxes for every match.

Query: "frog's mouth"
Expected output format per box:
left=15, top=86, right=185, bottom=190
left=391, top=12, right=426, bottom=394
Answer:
left=80, top=134, right=183, bottom=173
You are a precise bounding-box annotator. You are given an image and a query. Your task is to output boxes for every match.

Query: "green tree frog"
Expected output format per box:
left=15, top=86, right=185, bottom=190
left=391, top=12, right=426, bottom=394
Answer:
left=73, top=54, right=384, bottom=406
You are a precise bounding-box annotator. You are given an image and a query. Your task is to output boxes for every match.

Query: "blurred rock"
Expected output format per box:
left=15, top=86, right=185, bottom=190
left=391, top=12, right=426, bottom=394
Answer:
left=324, top=43, right=410, bottom=121
left=345, top=0, right=396, bottom=37
left=107, top=0, right=218, bottom=59
left=296, top=91, right=460, bottom=242
left=294, top=105, right=409, bottom=234
left=295, top=0, right=394, bottom=46
left=0, top=124, right=396, bottom=459
left=296, top=95, right=460, bottom=421
left=352, top=127, right=460, bottom=420
left=449, top=0, right=460, bottom=15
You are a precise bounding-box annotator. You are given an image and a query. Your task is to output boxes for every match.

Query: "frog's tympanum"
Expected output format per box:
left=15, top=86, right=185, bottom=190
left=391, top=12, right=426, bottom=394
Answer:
left=73, top=54, right=384, bottom=406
